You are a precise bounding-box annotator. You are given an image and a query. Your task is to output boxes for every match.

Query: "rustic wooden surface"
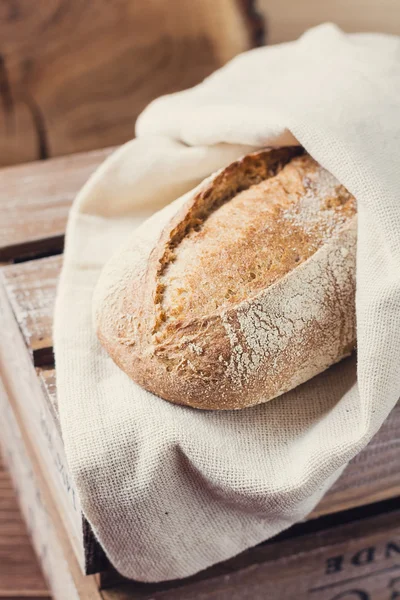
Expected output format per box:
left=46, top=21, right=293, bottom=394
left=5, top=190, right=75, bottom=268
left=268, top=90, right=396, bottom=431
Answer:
left=0, top=274, right=103, bottom=575
left=0, top=451, right=50, bottom=599
left=0, top=371, right=101, bottom=600
left=38, top=368, right=59, bottom=422
left=0, top=0, right=260, bottom=167
left=0, top=148, right=113, bottom=262
left=2, top=253, right=400, bottom=524
left=258, top=0, right=400, bottom=44
left=3, top=257, right=58, bottom=366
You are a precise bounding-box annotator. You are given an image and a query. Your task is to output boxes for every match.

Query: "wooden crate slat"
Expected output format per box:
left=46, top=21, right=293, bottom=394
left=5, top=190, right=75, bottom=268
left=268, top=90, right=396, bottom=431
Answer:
left=0, top=373, right=102, bottom=600
left=0, top=277, right=91, bottom=573
left=38, top=368, right=59, bottom=432
left=1, top=256, right=60, bottom=365
left=0, top=454, right=50, bottom=599
left=0, top=149, right=112, bottom=261
left=315, top=406, right=400, bottom=516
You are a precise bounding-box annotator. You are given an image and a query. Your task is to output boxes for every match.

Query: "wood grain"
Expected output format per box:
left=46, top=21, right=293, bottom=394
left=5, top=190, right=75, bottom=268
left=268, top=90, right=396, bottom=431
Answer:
left=2, top=257, right=59, bottom=366
left=0, top=147, right=112, bottom=262
left=258, top=0, right=400, bottom=44
left=38, top=368, right=59, bottom=423
left=0, top=452, right=50, bottom=599
left=0, top=0, right=259, bottom=167
left=0, top=274, right=104, bottom=575
left=0, top=372, right=102, bottom=600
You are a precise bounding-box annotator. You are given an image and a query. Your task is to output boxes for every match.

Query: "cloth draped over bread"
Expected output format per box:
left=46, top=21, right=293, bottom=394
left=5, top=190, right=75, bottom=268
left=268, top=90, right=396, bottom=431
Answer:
left=54, top=24, right=400, bottom=581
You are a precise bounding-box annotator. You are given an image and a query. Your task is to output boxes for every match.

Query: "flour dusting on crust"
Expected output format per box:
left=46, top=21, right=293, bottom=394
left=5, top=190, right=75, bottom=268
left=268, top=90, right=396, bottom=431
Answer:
left=94, top=148, right=357, bottom=410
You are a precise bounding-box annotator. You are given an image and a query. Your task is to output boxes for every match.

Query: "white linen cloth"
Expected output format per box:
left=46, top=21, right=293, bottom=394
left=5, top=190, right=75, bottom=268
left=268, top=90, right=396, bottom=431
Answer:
left=54, top=24, right=400, bottom=581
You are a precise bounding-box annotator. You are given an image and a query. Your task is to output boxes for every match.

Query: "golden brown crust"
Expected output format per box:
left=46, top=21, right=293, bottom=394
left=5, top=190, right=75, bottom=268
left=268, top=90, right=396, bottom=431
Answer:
left=94, top=147, right=357, bottom=410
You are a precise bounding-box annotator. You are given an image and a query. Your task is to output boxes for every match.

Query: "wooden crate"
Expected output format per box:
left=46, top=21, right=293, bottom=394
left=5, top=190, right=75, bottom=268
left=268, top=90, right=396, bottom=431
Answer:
left=0, top=150, right=399, bottom=599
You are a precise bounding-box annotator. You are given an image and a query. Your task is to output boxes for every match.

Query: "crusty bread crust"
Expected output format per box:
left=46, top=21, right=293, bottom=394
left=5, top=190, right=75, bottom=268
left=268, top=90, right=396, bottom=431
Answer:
left=94, top=147, right=357, bottom=410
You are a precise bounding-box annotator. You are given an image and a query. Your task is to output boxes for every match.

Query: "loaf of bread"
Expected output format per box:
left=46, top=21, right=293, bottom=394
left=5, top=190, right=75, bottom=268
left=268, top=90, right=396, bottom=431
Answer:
left=94, top=147, right=357, bottom=410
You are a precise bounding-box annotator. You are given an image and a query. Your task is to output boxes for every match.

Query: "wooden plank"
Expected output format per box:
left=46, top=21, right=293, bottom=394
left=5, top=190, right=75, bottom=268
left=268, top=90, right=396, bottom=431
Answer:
left=38, top=368, right=59, bottom=427
left=258, top=0, right=400, bottom=44
left=0, top=370, right=102, bottom=600
left=3, top=254, right=400, bottom=520
left=0, top=0, right=259, bottom=167
left=0, top=274, right=100, bottom=574
left=2, top=257, right=58, bottom=366
left=0, top=450, right=50, bottom=599
left=0, top=148, right=112, bottom=262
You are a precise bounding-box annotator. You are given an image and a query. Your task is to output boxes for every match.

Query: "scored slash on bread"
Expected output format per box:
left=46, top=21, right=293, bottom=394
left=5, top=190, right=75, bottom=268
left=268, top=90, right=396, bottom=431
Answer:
left=94, top=147, right=357, bottom=410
